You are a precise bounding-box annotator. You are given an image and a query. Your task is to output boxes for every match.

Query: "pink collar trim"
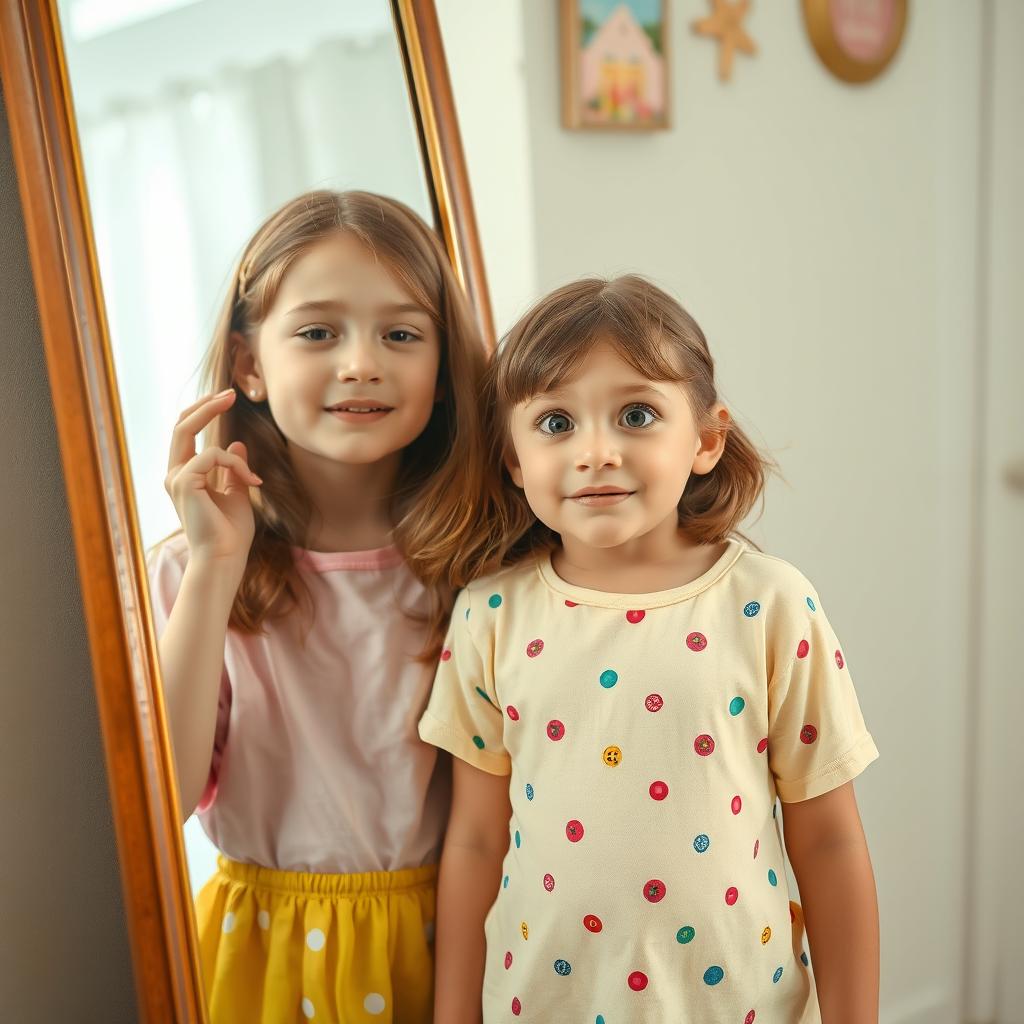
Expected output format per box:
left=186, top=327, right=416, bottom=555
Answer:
left=292, top=544, right=404, bottom=572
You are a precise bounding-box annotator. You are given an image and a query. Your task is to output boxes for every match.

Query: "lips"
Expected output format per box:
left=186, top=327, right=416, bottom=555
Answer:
left=567, top=484, right=635, bottom=507
left=325, top=402, right=393, bottom=413
left=568, top=484, right=631, bottom=498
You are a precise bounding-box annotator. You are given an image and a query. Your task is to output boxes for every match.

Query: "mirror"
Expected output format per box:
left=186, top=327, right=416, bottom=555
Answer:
left=56, top=0, right=440, bottom=899
left=0, top=0, right=489, bottom=1016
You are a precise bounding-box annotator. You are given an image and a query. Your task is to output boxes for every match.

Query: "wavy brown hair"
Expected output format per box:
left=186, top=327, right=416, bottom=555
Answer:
left=195, top=190, right=491, bottom=658
left=477, top=274, right=776, bottom=568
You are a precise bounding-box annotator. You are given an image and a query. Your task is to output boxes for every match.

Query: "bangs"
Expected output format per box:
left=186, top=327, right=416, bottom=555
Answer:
left=494, top=292, right=695, bottom=410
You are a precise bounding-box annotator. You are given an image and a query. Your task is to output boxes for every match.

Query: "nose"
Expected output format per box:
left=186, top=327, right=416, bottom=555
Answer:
left=574, top=428, right=622, bottom=471
left=337, top=334, right=382, bottom=384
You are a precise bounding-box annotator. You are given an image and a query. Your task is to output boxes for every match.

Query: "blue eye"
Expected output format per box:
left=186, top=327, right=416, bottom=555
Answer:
left=298, top=327, right=333, bottom=342
left=621, top=404, right=657, bottom=428
left=538, top=412, right=573, bottom=435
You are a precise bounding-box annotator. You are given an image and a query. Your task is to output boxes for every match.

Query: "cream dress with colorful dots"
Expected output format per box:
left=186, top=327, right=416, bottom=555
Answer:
left=419, top=537, right=878, bottom=1022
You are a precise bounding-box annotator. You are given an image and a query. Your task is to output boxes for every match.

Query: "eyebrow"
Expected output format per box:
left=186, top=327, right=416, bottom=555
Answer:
left=284, top=299, right=429, bottom=317
left=530, top=382, right=668, bottom=404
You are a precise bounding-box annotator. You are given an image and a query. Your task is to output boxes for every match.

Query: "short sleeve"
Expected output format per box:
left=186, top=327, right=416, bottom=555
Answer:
left=146, top=538, right=232, bottom=813
left=418, top=587, right=511, bottom=776
left=767, top=587, right=878, bottom=803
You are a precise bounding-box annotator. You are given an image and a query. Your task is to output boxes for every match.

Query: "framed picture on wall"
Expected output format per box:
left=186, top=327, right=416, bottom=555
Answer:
left=802, top=0, right=908, bottom=84
left=561, top=0, right=670, bottom=131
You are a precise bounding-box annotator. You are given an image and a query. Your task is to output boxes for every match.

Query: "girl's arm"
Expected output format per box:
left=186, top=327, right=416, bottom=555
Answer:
left=782, top=782, right=879, bottom=1024
left=160, top=390, right=260, bottom=818
left=160, top=556, right=244, bottom=817
left=434, top=756, right=512, bottom=1023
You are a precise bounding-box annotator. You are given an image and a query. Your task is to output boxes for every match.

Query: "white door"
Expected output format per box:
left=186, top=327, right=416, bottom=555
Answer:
left=964, top=2, right=1024, bottom=1022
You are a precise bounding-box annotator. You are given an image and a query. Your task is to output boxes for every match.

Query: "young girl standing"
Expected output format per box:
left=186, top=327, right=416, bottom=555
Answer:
left=420, top=276, right=880, bottom=1022
left=148, top=190, right=489, bottom=1023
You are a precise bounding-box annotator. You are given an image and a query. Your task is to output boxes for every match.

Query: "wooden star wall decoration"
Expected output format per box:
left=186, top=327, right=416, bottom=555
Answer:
left=693, top=0, right=758, bottom=82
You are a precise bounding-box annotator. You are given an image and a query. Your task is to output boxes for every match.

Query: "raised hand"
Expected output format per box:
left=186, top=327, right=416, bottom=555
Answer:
left=164, top=388, right=262, bottom=566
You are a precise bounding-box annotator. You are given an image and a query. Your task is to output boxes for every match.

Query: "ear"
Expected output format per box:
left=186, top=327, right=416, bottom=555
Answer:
left=692, top=403, right=731, bottom=476
left=503, top=444, right=525, bottom=489
left=231, top=330, right=265, bottom=400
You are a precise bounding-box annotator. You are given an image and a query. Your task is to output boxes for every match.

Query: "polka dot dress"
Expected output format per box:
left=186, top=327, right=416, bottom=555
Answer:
left=419, top=538, right=878, bottom=1020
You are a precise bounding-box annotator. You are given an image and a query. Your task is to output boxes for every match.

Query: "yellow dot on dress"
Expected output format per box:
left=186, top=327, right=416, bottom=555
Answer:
left=306, top=928, right=325, bottom=952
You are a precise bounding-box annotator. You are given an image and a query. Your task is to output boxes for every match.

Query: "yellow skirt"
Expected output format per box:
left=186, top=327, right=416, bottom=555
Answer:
left=195, top=856, right=436, bottom=1023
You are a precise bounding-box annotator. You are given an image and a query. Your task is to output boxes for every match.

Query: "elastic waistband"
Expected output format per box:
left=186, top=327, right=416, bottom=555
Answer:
left=215, top=856, right=437, bottom=898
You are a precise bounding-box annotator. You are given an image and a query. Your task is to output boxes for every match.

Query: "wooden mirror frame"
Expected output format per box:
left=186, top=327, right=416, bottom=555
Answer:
left=0, top=1, right=492, bottom=1019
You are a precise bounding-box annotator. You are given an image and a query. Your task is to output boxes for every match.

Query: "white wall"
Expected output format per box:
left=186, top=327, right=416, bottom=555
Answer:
left=446, top=2, right=995, bottom=1020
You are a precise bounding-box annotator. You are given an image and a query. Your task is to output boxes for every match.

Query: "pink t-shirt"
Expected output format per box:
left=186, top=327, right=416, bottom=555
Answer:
left=147, top=532, right=451, bottom=874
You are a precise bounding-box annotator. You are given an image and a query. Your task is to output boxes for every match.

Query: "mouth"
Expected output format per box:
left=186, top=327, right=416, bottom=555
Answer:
left=567, top=486, right=635, bottom=507
left=325, top=401, right=394, bottom=413
left=325, top=401, right=394, bottom=422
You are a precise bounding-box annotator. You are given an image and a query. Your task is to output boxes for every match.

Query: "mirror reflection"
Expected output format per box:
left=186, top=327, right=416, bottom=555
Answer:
left=58, top=0, right=434, bottom=890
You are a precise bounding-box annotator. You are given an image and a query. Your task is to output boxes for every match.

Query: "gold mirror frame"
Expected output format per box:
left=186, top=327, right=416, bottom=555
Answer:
left=802, top=0, right=908, bottom=84
left=0, top=1, right=492, bottom=1019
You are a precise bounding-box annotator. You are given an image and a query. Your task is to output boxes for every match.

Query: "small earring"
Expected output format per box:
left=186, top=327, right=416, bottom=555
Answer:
left=249, top=389, right=259, bottom=399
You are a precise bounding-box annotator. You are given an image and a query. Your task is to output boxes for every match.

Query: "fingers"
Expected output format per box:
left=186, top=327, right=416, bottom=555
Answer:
left=166, top=445, right=262, bottom=500
left=222, top=441, right=254, bottom=496
left=167, top=388, right=238, bottom=473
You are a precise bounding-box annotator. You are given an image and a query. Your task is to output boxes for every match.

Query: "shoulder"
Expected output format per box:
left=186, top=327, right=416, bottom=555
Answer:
left=731, top=544, right=821, bottom=607
left=726, top=544, right=829, bottom=647
left=145, top=531, right=191, bottom=606
left=461, top=557, right=544, bottom=609
left=146, top=530, right=189, bottom=576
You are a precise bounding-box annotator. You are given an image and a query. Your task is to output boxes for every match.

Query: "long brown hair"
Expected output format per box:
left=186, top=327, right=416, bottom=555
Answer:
left=478, top=274, right=776, bottom=567
left=198, top=190, right=491, bottom=657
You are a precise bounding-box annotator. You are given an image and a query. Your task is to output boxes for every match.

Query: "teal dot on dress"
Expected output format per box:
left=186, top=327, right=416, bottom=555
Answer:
left=599, top=669, right=618, bottom=689
left=488, top=593, right=502, bottom=608
left=553, top=958, right=572, bottom=976
left=515, top=830, right=521, bottom=849
left=773, top=966, right=784, bottom=983
left=743, top=601, right=761, bottom=617
left=596, top=1017, right=605, bottom=1024
left=465, top=607, right=470, bottom=620
left=729, top=696, right=745, bottom=716
left=502, top=875, right=509, bottom=888
left=768, top=868, right=778, bottom=886
left=806, top=596, right=816, bottom=611
left=475, top=686, right=496, bottom=707
left=693, top=834, right=710, bottom=853
left=703, top=966, right=725, bottom=986
left=525, top=783, right=534, bottom=801
left=801, top=951, right=809, bottom=967
left=472, top=736, right=485, bottom=750
left=676, top=925, right=696, bottom=944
